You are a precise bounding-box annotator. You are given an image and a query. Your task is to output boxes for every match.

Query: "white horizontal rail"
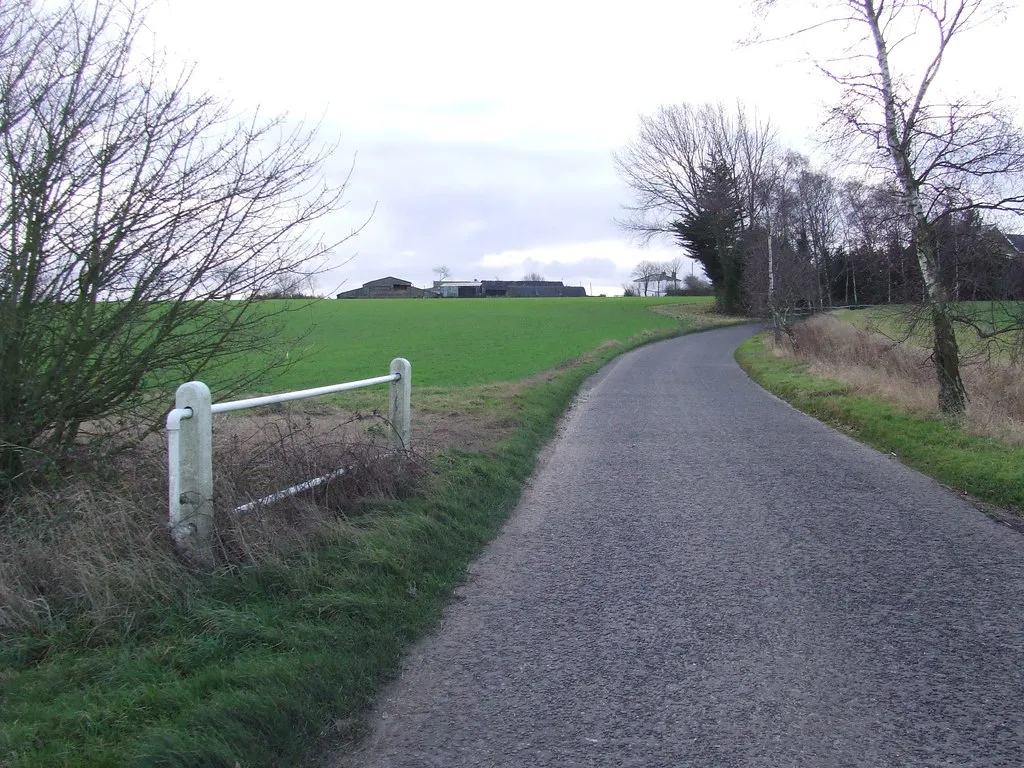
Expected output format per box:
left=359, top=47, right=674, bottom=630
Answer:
left=233, top=468, right=347, bottom=515
left=232, top=448, right=401, bottom=516
left=211, top=373, right=400, bottom=414
left=167, top=358, right=411, bottom=566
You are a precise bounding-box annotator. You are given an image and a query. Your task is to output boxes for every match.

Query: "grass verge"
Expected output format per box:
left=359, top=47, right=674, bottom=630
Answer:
left=735, top=332, right=1024, bottom=513
left=2, top=309, right=737, bottom=767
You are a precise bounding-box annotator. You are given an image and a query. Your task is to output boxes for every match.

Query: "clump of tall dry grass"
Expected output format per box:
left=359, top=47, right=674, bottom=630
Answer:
left=772, top=315, right=1024, bottom=443
left=0, top=410, right=423, bottom=639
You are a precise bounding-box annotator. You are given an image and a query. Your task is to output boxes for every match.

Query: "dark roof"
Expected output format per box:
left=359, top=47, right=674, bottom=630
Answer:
left=1006, top=234, right=1024, bottom=254
left=480, top=280, right=565, bottom=288
left=507, top=286, right=566, bottom=298
left=477, top=280, right=586, bottom=298
left=335, top=275, right=434, bottom=299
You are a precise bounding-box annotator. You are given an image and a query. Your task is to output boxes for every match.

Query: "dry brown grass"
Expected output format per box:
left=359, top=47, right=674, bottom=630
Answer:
left=0, top=446, right=181, bottom=636
left=0, top=409, right=426, bottom=638
left=774, top=315, right=1024, bottom=444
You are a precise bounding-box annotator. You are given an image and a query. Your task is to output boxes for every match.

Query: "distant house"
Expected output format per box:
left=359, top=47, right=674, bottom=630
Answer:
left=432, top=279, right=586, bottom=298
left=1004, top=233, right=1024, bottom=256
left=632, top=271, right=680, bottom=297
left=1002, top=234, right=1024, bottom=299
left=336, top=277, right=437, bottom=299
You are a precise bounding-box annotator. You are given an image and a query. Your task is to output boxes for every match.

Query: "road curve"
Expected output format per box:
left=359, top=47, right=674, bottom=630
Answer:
left=336, top=324, right=1024, bottom=767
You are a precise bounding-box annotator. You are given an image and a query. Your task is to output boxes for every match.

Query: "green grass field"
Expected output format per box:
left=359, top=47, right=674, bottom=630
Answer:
left=2, top=295, right=735, bottom=768
left=835, top=302, right=1024, bottom=362
left=226, top=297, right=707, bottom=394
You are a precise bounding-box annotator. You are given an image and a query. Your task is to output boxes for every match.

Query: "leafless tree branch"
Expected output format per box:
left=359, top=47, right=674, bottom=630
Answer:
left=0, top=0, right=360, bottom=487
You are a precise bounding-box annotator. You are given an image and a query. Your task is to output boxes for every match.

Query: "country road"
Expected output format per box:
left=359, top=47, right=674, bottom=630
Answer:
left=336, top=324, right=1024, bottom=767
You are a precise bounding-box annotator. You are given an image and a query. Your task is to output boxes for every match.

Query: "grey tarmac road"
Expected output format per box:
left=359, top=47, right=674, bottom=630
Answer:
left=336, top=323, right=1024, bottom=768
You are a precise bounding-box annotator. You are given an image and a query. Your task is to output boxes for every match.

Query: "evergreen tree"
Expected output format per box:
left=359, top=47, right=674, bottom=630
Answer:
left=671, top=157, right=745, bottom=314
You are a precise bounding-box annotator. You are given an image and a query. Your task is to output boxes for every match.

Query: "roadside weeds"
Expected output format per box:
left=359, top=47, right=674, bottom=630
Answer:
left=736, top=324, right=1024, bottom=517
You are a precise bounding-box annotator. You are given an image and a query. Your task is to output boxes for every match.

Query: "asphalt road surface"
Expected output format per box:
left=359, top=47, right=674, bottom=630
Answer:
left=337, top=324, right=1024, bottom=767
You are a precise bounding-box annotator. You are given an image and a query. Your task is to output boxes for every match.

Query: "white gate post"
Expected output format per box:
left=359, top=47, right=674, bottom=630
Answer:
left=171, top=381, right=215, bottom=567
left=389, top=358, right=411, bottom=451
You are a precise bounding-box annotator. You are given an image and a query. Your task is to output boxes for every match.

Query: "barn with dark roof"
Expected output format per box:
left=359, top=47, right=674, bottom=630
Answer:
left=336, top=277, right=437, bottom=299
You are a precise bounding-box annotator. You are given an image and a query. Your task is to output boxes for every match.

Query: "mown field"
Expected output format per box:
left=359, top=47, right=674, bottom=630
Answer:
left=222, top=296, right=710, bottom=393
left=2, top=295, right=735, bottom=768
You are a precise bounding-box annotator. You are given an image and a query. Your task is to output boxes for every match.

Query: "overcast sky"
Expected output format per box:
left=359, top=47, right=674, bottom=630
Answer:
left=147, top=0, right=1023, bottom=296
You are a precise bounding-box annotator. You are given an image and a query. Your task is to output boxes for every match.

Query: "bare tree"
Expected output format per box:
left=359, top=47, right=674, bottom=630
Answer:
left=630, top=260, right=662, bottom=296
left=840, top=180, right=912, bottom=304
left=682, top=274, right=714, bottom=295
left=745, top=149, right=815, bottom=322
left=663, top=255, right=685, bottom=290
left=433, top=265, right=452, bottom=282
left=795, top=163, right=843, bottom=309
left=0, top=0, right=356, bottom=488
left=615, top=102, right=777, bottom=313
left=523, top=271, right=545, bottom=281
left=257, top=273, right=317, bottom=300
left=754, top=0, right=1024, bottom=414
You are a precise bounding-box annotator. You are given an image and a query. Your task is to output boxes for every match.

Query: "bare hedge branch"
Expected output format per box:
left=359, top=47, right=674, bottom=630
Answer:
left=0, top=0, right=359, bottom=487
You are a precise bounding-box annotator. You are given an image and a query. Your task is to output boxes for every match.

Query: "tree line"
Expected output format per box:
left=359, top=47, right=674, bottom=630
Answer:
left=616, top=0, right=1024, bottom=416
left=621, top=116, right=1022, bottom=314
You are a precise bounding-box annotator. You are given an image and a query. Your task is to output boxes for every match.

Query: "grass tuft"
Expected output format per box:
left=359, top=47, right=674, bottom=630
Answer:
left=780, top=314, right=1024, bottom=443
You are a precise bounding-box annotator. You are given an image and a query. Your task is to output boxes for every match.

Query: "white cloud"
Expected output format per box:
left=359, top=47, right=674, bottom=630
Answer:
left=149, top=0, right=827, bottom=147
left=144, top=0, right=1023, bottom=299
left=479, top=240, right=669, bottom=271
left=150, top=0, right=1023, bottom=147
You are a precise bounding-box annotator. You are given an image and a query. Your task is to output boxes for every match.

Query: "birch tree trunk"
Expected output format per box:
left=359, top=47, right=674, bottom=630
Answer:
left=864, top=0, right=967, bottom=414
left=753, top=0, right=1024, bottom=412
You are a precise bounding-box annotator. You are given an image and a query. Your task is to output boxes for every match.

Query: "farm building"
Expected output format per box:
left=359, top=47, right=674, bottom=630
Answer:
left=482, top=280, right=587, bottom=298
left=432, top=279, right=586, bottom=298
left=432, top=280, right=484, bottom=298
left=1004, top=233, right=1024, bottom=256
left=336, top=277, right=437, bottom=299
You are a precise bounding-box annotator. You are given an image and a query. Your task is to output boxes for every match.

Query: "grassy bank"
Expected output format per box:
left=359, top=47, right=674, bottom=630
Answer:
left=2, top=299, right=732, bottom=767
left=736, top=332, right=1024, bottom=513
left=2, top=374, right=574, bottom=767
